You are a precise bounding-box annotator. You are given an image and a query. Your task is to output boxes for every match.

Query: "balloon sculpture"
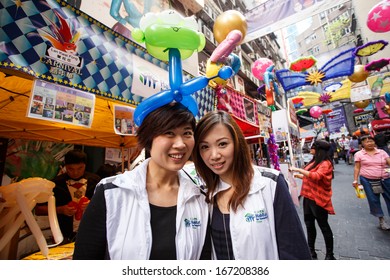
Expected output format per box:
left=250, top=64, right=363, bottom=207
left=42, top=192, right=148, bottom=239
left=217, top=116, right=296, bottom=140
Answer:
left=132, top=10, right=234, bottom=126
left=0, top=178, right=63, bottom=258
left=206, top=10, right=246, bottom=87
left=213, top=10, right=247, bottom=45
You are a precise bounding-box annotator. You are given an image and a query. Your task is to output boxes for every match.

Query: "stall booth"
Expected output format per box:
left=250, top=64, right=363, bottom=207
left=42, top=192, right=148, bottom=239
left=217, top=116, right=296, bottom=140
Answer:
left=0, top=1, right=216, bottom=259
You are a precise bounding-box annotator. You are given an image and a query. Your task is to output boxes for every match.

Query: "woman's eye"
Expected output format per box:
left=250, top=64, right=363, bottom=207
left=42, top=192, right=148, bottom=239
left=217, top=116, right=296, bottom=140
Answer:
left=219, top=142, right=228, bottom=147
left=200, top=145, right=208, bottom=150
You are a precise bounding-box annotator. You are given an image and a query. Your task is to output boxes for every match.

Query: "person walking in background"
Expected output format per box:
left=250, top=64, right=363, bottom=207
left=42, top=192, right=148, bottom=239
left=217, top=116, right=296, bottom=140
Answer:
left=353, top=135, right=390, bottom=231
left=348, top=135, right=360, bottom=165
left=35, top=150, right=101, bottom=244
left=192, top=110, right=311, bottom=260
left=330, top=139, right=339, bottom=164
left=73, top=103, right=210, bottom=260
left=290, top=140, right=336, bottom=260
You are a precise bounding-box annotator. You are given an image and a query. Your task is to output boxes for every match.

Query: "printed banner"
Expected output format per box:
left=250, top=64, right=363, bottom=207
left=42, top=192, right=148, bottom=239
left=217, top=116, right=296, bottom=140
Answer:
left=28, top=79, right=95, bottom=128
left=114, top=104, right=136, bottom=135
left=244, top=0, right=347, bottom=43
left=325, top=106, right=349, bottom=138
left=131, top=54, right=169, bottom=98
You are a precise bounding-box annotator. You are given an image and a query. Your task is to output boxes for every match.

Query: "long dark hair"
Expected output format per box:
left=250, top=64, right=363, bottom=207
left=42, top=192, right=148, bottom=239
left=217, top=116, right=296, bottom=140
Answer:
left=192, top=110, right=254, bottom=212
left=307, top=140, right=333, bottom=170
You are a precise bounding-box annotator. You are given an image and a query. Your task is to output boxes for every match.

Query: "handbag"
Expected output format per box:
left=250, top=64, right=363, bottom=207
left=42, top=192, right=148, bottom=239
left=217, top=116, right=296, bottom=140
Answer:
left=369, top=179, right=384, bottom=194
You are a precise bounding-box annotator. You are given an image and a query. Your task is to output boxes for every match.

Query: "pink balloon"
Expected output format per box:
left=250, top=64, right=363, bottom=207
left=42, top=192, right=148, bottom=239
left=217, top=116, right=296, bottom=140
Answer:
left=310, top=106, right=322, bottom=119
left=251, top=58, right=274, bottom=81
left=367, top=0, right=390, bottom=33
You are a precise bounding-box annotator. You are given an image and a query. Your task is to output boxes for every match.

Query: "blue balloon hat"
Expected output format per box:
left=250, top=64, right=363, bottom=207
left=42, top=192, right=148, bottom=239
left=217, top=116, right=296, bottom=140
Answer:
left=134, top=48, right=233, bottom=127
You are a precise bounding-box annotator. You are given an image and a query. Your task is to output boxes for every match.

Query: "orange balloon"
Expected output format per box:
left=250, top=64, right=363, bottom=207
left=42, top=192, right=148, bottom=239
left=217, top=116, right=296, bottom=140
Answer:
left=348, top=65, right=369, bottom=83
left=354, top=99, right=370, bottom=109
left=213, top=10, right=247, bottom=44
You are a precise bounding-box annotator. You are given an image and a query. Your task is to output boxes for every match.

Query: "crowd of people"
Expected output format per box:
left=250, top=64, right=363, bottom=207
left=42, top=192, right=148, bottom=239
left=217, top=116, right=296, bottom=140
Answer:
left=32, top=102, right=390, bottom=260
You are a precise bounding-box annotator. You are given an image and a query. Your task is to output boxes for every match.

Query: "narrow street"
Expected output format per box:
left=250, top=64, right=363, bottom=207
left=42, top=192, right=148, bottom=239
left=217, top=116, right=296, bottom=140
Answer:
left=295, top=160, right=390, bottom=260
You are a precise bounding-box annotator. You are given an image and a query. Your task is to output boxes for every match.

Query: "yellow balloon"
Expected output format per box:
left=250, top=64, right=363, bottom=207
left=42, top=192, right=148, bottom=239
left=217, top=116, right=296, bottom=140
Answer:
left=213, top=10, right=247, bottom=44
left=354, top=100, right=370, bottom=109
left=206, top=59, right=227, bottom=87
left=348, top=65, right=369, bottom=83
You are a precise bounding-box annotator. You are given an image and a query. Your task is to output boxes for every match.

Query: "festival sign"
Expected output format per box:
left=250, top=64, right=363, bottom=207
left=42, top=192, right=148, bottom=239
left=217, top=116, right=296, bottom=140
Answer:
left=28, top=79, right=95, bottom=128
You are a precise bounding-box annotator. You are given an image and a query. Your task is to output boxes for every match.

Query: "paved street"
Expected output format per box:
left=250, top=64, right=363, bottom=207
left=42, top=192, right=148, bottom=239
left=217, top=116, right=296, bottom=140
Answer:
left=294, top=160, right=390, bottom=260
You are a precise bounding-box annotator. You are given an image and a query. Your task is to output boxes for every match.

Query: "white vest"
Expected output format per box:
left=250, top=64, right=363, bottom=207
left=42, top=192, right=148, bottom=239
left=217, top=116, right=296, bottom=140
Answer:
left=211, top=166, right=279, bottom=260
left=99, top=159, right=208, bottom=260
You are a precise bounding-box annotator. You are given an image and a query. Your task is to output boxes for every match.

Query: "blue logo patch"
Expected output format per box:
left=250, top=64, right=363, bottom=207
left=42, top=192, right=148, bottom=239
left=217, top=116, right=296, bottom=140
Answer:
left=245, top=209, right=268, bottom=223
left=184, top=218, right=201, bottom=229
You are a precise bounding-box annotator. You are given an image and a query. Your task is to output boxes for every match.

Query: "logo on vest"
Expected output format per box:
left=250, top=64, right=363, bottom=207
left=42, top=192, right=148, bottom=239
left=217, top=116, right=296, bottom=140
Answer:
left=184, top=218, right=201, bottom=229
left=245, top=209, right=268, bottom=223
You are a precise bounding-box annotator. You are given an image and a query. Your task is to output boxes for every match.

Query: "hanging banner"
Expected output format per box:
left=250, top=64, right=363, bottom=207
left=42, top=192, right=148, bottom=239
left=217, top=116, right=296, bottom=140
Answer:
left=244, top=0, right=348, bottom=43
left=28, top=79, right=95, bottom=128
left=325, top=106, right=349, bottom=139
left=114, top=104, right=136, bottom=135
left=131, top=54, right=169, bottom=98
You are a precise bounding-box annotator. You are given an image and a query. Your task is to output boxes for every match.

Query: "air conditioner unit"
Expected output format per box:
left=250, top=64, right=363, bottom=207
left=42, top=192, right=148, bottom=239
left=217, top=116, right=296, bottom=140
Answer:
left=204, top=4, right=214, bottom=20
left=203, top=25, right=214, bottom=42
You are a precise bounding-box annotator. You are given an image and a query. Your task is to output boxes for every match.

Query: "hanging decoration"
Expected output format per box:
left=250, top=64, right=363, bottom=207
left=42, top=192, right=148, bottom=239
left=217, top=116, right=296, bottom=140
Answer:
left=267, top=133, right=280, bottom=171
left=276, top=48, right=356, bottom=92
left=252, top=58, right=274, bottom=81
left=367, top=1, right=390, bottom=33
left=289, top=56, right=317, bottom=72
left=322, top=109, right=333, bottom=115
left=296, top=108, right=307, bottom=115
left=310, top=105, right=323, bottom=119
left=348, top=65, right=370, bottom=83
left=213, top=10, right=247, bottom=45
left=318, top=92, right=332, bottom=104
left=354, top=100, right=371, bottom=109
left=353, top=108, right=365, bottom=114
left=365, top=58, right=390, bottom=72
left=354, top=40, right=388, bottom=57
left=291, top=97, right=304, bottom=104
left=294, top=80, right=349, bottom=107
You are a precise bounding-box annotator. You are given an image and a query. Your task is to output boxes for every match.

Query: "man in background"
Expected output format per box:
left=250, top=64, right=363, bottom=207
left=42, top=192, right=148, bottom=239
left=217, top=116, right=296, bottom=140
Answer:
left=35, top=150, right=100, bottom=243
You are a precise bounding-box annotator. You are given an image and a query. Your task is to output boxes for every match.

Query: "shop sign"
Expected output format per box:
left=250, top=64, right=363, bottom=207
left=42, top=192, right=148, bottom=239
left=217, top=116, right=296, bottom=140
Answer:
left=353, top=112, right=372, bottom=126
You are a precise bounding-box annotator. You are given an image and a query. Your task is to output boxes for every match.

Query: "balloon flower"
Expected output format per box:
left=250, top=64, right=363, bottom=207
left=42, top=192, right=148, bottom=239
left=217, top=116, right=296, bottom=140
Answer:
left=310, top=106, right=322, bottom=118
left=132, top=10, right=234, bottom=126
left=132, top=10, right=205, bottom=61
